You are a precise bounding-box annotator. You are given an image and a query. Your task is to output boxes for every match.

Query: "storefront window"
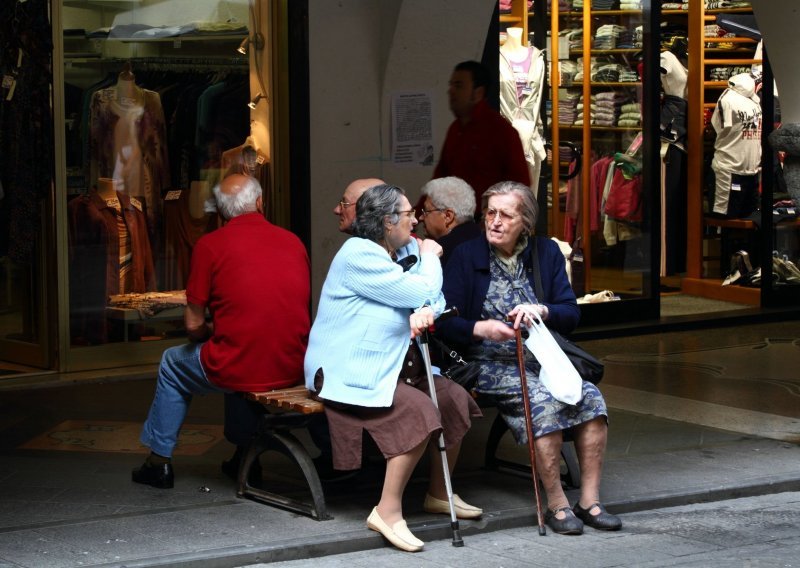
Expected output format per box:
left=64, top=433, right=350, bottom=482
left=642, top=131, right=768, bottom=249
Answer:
left=503, top=1, right=653, bottom=317
left=0, top=0, right=53, bottom=370
left=62, top=0, right=260, bottom=346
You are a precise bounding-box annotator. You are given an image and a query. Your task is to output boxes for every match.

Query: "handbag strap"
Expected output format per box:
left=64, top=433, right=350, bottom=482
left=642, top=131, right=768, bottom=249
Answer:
left=529, top=237, right=545, bottom=300
left=429, top=335, right=469, bottom=366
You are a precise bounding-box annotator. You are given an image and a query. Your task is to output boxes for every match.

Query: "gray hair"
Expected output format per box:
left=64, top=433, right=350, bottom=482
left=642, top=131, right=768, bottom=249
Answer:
left=351, top=184, right=405, bottom=242
left=482, top=181, right=538, bottom=235
left=420, top=177, right=476, bottom=222
left=212, top=176, right=262, bottom=219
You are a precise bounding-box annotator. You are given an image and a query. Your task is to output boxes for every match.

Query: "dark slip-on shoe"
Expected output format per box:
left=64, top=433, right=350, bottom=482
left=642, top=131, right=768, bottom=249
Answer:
left=545, top=506, right=584, bottom=535
left=573, top=502, right=622, bottom=531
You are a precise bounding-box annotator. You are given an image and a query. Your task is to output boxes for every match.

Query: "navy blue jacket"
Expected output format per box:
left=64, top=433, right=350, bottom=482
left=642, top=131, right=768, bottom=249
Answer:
left=437, top=235, right=580, bottom=347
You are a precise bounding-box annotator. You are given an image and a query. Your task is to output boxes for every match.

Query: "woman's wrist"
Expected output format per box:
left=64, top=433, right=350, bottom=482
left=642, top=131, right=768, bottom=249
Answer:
left=471, top=321, right=485, bottom=340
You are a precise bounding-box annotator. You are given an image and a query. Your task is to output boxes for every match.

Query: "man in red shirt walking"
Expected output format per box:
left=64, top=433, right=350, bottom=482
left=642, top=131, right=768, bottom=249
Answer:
left=132, top=174, right=310, bottom=488
left=434, top=60, right=530, bottom=212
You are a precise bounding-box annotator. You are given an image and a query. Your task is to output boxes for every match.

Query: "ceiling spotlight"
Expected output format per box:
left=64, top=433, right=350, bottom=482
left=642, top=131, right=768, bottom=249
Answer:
left=237, top=33, right=265, bottom=55
left=248, top=93, right=266, bottom=109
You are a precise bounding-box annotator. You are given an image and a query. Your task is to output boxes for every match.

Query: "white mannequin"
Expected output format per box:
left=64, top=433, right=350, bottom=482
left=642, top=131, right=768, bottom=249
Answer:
left=501, top=27, right=528, bottom=60
left=659, top=51, right=688, bottom=99
left=499, top=27, right=546, bottom=195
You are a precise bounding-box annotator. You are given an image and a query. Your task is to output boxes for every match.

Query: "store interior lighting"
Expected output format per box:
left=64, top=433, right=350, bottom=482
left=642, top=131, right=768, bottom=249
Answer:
left=248, top=93, right=266, bottom=109
left=237, top=33, right=264, bottom=55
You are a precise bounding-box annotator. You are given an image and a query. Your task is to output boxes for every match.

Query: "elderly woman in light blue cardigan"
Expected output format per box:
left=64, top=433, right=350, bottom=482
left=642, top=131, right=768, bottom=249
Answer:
left=305, top=184, right=482, bottom=553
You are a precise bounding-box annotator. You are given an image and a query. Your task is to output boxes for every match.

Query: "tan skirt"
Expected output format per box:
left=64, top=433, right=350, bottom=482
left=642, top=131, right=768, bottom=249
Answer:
left=314, top=341, right=482, bottom=471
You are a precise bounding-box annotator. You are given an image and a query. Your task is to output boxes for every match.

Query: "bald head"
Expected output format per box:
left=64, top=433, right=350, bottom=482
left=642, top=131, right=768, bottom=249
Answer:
left=335, top=177, right=385, bottom=233
left=213, top=174, right=262, bottom=219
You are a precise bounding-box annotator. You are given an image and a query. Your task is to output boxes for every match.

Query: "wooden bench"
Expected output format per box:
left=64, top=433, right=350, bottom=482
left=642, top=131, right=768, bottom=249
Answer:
left=238, top=386, right=582, bottom=521
left=238, top=387, right=331, bottom=520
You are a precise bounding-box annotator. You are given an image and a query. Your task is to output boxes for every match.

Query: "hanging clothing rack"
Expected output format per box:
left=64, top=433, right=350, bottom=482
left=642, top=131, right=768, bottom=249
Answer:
left=70, top=56, right=248, bottom=72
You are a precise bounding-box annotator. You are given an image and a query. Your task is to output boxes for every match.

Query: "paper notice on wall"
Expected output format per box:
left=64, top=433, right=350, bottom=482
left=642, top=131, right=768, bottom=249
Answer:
left=391, top=91, right=434, bottom=167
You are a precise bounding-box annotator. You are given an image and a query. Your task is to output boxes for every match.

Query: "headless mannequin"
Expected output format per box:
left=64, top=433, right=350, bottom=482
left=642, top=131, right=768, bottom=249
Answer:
left=115, top=64, right=144, bottom=109
left=658, top=51, right=689, bottom=276
left=96, top=177, right=118, bottom=200
left=500, top=27, right=528, bottom=61
left=659, top=50, right=688, bottom=99
left=222, top=135, right=268, bottom=176
left=499, top=27, right=546, bottom=196
left=109, top=64, right=146, bottom=204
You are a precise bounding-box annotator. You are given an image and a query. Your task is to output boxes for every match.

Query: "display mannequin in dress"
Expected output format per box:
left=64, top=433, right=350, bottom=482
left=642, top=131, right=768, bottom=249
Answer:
left=89, top=62, right=170, bottom=261
left=499, top=27, right=547, bottom=196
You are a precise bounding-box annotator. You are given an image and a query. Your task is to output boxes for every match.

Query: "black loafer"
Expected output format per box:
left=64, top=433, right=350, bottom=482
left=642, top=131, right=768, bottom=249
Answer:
left=545, top=506, right=584, bottom=535
left=132, top=462, right=174, bottom=489
left=573, top=502, right=622, bottom=531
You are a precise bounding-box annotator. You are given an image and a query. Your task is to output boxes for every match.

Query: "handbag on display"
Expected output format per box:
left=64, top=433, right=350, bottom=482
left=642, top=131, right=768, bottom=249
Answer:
left=429, top=336, right=481, bottom=391
left=603, top=167, right=643, bottom=222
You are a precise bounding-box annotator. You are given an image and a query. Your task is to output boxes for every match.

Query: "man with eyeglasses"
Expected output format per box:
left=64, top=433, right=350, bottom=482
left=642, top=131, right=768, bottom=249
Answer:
left=433, top=60, right=530, bottom=211
left=334, top=177, right=385, bottom=234
left=419, top=176, right=481, bottom=266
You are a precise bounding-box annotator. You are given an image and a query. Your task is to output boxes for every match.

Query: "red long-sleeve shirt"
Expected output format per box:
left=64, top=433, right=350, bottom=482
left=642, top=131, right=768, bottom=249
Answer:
left=434, top=99, right=530, bottom=211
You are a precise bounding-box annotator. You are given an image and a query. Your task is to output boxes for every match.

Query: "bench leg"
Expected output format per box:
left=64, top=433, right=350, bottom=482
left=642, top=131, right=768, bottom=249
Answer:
left=238, top=428, right=331, bottom=521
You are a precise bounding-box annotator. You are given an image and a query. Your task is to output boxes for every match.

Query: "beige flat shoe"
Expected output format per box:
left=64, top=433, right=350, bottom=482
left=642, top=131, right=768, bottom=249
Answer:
left=423, top=493, right=483, bottom=519
left=366, top=506, right=424, bottom=552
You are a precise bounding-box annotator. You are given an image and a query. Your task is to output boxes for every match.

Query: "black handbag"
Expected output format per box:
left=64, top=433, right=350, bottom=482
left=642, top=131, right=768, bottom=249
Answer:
left=529, top=238, right=604, bottom=385
left=550, top=330, right=604, bottom=385
left=429, top=336, right=481, bottom=390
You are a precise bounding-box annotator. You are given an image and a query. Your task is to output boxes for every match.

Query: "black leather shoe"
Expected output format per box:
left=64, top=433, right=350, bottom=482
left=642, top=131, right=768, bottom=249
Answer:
left=132, top=462, right=174, bottom=489
left=545, top=506, right=584, bottom=535
left=573, top=502, right=622, bottom=531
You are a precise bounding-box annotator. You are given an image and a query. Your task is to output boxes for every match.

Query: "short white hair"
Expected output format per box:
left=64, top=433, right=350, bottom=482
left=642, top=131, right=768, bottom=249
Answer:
left=212, top=176, right=261, bottom=219
left=420, top=177, right=476, bottom=222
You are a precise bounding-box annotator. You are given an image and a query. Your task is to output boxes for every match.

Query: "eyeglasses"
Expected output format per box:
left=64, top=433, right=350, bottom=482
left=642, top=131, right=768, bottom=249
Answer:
left=338, top=199, right=354, bottom=209
left=420, top=207, right=445, bottom=217
left=394, top=209, right=417, bottom=219
left=485, top=208, right=518, bottom=223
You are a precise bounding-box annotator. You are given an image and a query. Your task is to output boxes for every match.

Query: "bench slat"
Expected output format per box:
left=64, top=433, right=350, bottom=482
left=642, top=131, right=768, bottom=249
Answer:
left=246, top=388, right=324, bottom=414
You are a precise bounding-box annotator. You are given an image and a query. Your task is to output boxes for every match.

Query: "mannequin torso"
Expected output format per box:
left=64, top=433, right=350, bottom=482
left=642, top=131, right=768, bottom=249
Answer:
left=96, top=177, right=119, bottom=201
left=500, top=27, right=529, bottom=62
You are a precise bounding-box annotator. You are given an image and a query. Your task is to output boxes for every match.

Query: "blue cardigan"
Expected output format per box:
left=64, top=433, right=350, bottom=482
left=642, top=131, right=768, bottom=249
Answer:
left=437, top=235, right=580, bottom=347
left=304, top=237, right=445, bottom=407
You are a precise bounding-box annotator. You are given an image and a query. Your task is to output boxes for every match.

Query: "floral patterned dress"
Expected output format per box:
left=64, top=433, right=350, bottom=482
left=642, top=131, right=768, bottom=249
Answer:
left=469, top=251, right=607, bottom=444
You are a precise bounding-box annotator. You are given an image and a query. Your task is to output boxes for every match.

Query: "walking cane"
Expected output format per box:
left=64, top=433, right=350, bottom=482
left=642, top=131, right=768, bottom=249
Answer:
left=514, top=326, right=547, bottom=536
left=418, top=308, right=464, bottom=547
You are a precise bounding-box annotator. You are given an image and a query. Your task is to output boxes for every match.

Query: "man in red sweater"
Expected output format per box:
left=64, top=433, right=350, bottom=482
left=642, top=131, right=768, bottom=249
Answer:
left=132, top=173, right=310, bottom=488
left=434, top=60, right=530, bottom=212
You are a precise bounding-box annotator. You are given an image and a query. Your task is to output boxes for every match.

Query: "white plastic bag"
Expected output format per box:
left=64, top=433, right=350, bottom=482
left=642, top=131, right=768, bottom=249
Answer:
left=523, top=313, right=583, bottom=405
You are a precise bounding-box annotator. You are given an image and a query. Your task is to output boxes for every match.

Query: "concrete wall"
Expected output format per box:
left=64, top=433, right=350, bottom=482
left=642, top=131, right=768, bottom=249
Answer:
left=307, top=0, right=496, bottom=311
